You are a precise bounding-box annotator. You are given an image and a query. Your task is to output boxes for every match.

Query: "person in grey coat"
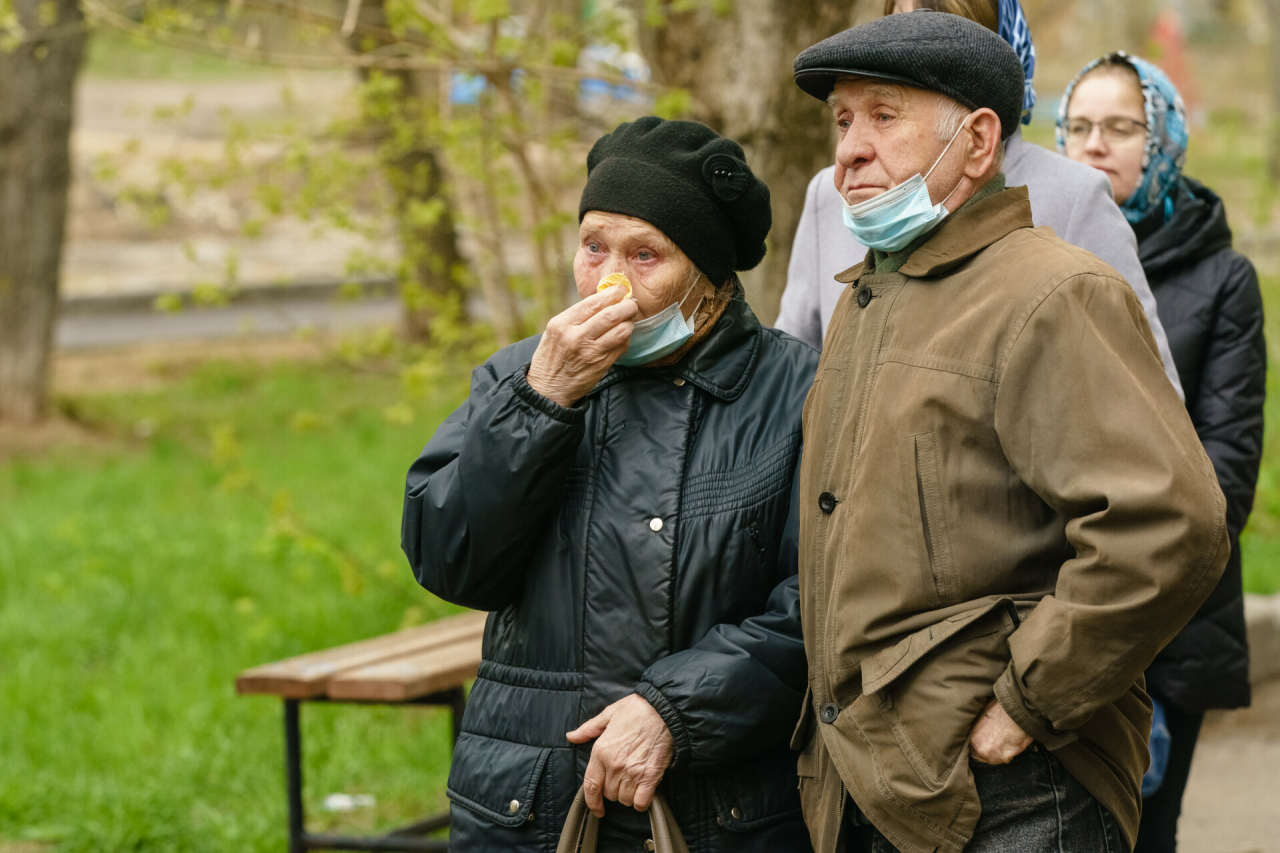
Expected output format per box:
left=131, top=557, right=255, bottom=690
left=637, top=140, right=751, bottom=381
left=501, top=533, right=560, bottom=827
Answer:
left=775, top=0, right=1184, bottom=399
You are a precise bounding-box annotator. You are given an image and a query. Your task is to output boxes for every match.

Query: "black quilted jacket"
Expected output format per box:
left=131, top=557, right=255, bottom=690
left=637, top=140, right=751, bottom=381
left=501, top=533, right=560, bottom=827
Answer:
left=402, top=294, right=817, bottom=852
left=1139, top=178, right=1265, bottom=713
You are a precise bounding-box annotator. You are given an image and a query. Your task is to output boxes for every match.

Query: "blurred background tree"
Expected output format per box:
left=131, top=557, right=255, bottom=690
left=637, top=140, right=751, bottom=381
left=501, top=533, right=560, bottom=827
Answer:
left=8, top=0, right=1280, bottom=425
left=82, top=0, right=867, bottom=330
left=630, top=0, right=857, bottom=318
left=0, top=0, right=87, bottom=422
left=2, top=0, right=868, bottom=422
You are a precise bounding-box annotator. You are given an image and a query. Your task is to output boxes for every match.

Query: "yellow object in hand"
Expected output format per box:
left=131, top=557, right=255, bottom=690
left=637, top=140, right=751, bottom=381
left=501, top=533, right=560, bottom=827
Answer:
left=597, top=273, right=633, bottom=298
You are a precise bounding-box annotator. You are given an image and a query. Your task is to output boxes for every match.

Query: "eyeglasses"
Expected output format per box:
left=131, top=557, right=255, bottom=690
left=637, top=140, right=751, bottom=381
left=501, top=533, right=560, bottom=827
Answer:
left=1063, top=117, right=1148, bottom=144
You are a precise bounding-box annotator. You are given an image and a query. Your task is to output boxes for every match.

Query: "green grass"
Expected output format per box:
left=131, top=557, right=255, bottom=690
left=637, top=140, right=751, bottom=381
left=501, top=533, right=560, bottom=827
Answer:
left=0, top=356, right=471, bottom=853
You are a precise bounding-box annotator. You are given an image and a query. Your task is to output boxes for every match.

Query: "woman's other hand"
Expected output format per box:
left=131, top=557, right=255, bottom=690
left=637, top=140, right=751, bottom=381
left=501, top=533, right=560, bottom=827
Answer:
left=566, top=694, right=675, bottom=818
left=527, top=285, right=638, bottom=408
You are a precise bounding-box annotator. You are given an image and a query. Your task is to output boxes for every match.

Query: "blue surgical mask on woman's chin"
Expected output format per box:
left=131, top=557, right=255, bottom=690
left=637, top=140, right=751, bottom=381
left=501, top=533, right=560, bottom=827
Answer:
left=840, top=119, right=970, bottom=252
left=615, top=280, right=703, bottom=367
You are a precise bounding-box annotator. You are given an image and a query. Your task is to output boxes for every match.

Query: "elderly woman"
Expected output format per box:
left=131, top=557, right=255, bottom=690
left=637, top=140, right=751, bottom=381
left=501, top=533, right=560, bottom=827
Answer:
left=401, top=117, right=816, bottom=852
left=1059, top=54, right=1265, bottom=853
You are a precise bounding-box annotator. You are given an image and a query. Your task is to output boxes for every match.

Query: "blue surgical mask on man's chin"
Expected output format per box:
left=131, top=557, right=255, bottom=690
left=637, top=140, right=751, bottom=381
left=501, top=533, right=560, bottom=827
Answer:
left=841, top=118, right=970, bottom=252
left=615, top=280, right=703, bottom=367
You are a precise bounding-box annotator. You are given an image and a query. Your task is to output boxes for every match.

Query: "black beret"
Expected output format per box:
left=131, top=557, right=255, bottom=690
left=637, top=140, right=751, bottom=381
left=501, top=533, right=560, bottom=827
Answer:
left=793, top=10, right=1025, bottom=140
left=579, top=117, right=771, bottom=285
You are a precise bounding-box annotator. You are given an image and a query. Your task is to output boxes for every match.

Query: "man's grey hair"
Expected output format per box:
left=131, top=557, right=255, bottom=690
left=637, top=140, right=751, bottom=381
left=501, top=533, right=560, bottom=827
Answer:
left=935, top=97, right=971, bottom=141
left=937, top=96, right=1005, bottom=171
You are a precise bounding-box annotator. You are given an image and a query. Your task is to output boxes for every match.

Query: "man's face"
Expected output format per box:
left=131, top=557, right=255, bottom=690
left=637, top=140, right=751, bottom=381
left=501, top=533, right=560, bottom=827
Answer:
left=830, top=78, right=967, bottom=207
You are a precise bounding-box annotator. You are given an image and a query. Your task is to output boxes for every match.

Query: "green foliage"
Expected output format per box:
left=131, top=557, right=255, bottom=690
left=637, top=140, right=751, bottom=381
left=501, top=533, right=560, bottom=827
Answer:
left=0, top=0, right=24, bottom=52
left=470, top=0, right=512, bottom=24
left=0, top=357, right=473, bottom=853
left=653, top=88, right=692, bottom=120
left=82, top=0, right=668, bottom=356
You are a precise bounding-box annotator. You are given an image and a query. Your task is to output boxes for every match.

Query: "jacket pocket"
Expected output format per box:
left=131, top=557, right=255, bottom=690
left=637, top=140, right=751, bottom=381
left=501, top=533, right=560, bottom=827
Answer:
left=705, top=741, right=804, bottom=832
left=462, top=662, right=584, bottom=746
left=446, top=732, right=551, bottom=827
left=852, top=600, right=1018, bottom=795
left=904, top=431, right=958, bottom=604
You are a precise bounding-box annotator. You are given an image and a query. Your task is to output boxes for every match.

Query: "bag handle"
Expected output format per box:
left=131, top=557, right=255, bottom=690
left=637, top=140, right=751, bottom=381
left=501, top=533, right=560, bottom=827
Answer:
left=556, top=788, right=690, bottom=853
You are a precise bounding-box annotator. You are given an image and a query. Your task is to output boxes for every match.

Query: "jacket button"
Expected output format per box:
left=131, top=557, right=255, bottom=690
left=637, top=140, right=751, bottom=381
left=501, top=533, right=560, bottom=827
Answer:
left=730, top=806, right=744, bottom=820
left=508, top=799, right=520, bottom=814
left=857, top=287, right=872, bottom=308
left=649, top=517, right=664, bottom=532
left=644, top=840, right=655, bottom=851
left=818, top=492, right=837, bottom=514
left=820, top=702, right=840, bottom=723
left=673, top=377, right=685, bottom=386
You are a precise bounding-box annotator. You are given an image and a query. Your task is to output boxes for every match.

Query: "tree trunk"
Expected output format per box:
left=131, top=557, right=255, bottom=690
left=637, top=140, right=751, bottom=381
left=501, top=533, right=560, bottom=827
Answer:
left=0, top=0, right=86, bottom=423
left=346, top=0, right=469, bottom=341
left=632, top=0, right=858, bottom=324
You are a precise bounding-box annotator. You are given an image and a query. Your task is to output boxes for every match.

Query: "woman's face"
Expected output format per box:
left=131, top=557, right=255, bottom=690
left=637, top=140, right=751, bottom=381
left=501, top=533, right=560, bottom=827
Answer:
left=574, top=212, right=709, bottom=320
left=1064, top=70, right=1148, bottom=205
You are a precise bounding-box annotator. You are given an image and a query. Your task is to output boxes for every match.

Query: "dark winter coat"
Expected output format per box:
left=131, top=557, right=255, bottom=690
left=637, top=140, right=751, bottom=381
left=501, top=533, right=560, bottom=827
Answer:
left=402, top=294, right=818, bottom=852
left=1139, top=178, right=1266, bottom=713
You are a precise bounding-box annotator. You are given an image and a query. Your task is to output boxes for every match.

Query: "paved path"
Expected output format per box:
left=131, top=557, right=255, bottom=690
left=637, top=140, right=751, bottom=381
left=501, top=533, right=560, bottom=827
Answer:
left=55, top=292, right=401, bottom=350
left=1180, top=678, right=1280, bottom=853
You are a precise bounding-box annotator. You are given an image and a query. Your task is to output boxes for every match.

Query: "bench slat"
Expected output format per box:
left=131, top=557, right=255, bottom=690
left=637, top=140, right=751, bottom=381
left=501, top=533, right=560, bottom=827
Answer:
left=326, top=635, right=484, bottom=703
left=235, top=611, right=486, bottom=699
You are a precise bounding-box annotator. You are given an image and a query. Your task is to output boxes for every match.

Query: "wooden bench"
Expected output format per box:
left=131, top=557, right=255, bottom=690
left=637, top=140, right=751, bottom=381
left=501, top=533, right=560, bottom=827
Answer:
left=236, top=611, right=487, bottom=853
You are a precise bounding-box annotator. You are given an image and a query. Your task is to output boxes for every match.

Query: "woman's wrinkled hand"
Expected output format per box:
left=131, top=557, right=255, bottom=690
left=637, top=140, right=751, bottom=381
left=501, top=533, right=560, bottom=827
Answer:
left=565, top=694, right=675, bottom=818
left=968, top=698, right=1033, bottom=765
left=527, top=285, right=638, bottom=408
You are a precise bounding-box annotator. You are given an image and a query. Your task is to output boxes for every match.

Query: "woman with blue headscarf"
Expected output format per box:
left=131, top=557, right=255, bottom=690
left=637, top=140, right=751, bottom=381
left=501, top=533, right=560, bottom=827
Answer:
left=776, top=0, right=1186, bottom=402
left=1061, top=53, right=1265, bottom=853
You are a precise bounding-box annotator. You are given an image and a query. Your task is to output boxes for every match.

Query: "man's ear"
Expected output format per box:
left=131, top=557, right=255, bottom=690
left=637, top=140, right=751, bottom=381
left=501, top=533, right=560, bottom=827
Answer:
left=963, top=108, right=1003, bottom=180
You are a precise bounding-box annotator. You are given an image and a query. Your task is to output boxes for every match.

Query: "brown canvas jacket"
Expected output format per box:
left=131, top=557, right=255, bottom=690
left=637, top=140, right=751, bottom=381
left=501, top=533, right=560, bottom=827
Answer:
left=795, top=185, right=1229, bottom=853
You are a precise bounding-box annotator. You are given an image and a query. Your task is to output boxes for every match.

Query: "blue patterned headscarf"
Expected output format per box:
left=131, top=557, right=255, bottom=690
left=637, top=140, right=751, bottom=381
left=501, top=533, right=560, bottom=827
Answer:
left=1056, top=52, right=1188, bottom=223
left=997, top=0, right=1036, bottom=125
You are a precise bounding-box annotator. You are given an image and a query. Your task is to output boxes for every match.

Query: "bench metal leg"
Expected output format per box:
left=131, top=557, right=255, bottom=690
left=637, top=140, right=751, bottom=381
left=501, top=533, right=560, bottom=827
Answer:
left=285, top=699, right=306, bottom=853
left=279, top=689, right=466, bottom=853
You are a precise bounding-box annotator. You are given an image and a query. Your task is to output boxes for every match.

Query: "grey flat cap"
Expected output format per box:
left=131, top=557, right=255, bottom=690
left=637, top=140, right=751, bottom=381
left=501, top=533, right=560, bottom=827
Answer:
left=794, top=10, right=1025, bottom=140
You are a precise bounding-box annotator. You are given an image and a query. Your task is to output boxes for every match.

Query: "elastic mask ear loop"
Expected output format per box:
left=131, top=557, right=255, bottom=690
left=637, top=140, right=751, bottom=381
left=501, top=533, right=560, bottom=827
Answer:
left=679, top=275, right=705, bottom=330
left=925, top=116, right=972, bottom=210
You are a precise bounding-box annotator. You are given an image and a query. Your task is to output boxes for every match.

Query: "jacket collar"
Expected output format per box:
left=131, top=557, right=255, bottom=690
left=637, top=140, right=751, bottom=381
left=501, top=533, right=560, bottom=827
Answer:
left=834, top=185, right=1034, bottom=284
left=587, top=290, right=761, bottom=403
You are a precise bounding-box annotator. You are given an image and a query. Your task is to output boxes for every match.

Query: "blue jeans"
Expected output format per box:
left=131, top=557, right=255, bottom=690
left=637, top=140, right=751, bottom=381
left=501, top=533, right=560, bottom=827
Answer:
left=846, top=746, right=1125, bottom=853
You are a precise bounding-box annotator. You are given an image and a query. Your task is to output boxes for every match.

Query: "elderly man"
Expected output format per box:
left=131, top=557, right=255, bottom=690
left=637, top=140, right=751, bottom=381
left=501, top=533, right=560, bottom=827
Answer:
left=776, top=0, right=1184, bottom=404
left=788, top=12, right=1228, bottom=853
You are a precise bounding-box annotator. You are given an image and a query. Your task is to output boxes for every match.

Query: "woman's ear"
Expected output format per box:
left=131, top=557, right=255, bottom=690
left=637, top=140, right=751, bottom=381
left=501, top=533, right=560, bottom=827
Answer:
left=963, top=108, right=1003, bottom=180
